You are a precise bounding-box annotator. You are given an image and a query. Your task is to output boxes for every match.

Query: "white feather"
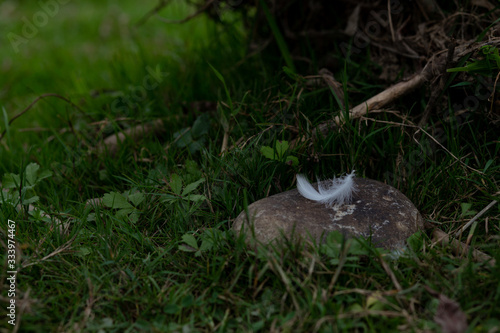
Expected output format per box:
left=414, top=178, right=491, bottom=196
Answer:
left=296, top=170, right=357, bottom=207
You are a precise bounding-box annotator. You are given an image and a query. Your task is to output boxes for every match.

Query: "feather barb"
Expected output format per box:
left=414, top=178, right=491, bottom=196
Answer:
left=296, top=170, right=357, bottom=207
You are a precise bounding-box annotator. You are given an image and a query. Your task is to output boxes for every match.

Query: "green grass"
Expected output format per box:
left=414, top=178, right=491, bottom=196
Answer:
left=1, top=1, right=500, bottom=332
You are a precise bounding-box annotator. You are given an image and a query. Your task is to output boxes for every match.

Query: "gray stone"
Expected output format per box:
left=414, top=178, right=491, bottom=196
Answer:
left=233, top=178, right=423, bottom=250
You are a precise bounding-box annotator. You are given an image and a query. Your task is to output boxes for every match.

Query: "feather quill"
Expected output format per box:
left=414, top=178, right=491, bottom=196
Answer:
left=296, top=170, right=357, bottom=207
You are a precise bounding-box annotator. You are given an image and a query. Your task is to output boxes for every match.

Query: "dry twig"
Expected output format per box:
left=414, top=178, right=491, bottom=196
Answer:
left=157, top=0, right=214, bottom=24
left=307, top=38, right=500, bottom=141
left=136, top=0, right=169, bottom=26
left=379, top=254, right=403, bottom=292
left=21, top=235, right=77, bottom=269
left=454, top=199, right=498, bottom=237
left=431, top=227, right=495, bottom=266
left=94, top=119, right=165, bottom=156
left=0, top=93, right=84, bottom=142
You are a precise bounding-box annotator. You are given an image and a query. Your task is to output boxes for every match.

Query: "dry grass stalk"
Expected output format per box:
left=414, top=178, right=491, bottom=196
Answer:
left=431, top=228, right=496, bottom=266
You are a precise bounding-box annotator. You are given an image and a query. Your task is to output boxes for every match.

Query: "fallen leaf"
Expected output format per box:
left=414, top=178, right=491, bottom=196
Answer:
left=426, top=286, right=468, bottom=333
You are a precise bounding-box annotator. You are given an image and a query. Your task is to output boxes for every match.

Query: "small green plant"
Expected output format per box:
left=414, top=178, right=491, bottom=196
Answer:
left=460, top=202, right=478, bottom=217
left=1, top=162, right=52, bottom=207
left=162, top=174, right=207, bottom=205
left=260, top=140, right=298, bottom=166
left=173, top=113, right=211, bottom=154
left=320, top=231, right=373, bottom=264
left=406, top=230, right=425, bottom=253
left=447, top=45, right=500, bottom=75
left=348, top=291, right=389, bottom=314
left=99, top=190, right=145, bottom=223
left=160, top=173, right=207, bottom=224
left=179, top=228, right=228, bottom=257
